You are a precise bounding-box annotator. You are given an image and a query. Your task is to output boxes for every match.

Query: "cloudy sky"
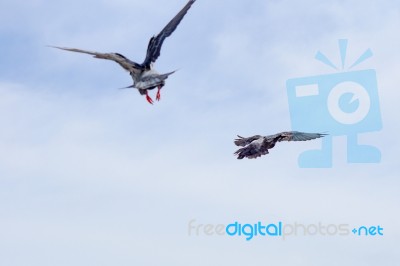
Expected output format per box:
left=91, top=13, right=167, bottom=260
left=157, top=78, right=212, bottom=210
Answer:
left=1, top=0, right=399, bottom=265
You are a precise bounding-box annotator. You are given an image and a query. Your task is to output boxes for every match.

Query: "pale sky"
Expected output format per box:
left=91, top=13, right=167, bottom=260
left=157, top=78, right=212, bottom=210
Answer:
left=0, top=0, right=399, bottom=265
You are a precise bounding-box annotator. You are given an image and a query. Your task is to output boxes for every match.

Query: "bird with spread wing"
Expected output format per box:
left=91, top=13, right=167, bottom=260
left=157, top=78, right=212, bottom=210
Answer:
left=234, top=131, right=326, bottom=159
left=51, top=0, right=196, bottom=104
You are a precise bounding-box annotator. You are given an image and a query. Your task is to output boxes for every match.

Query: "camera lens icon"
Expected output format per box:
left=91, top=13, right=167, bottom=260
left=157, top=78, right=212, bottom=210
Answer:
left=287, top=69, right=381, bottom=136
left=327, top=81, right=371, bottom=125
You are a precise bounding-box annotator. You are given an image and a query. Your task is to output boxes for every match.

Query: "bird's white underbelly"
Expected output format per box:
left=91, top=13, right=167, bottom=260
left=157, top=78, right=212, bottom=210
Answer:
left=251, top=138, right=264, bottom=148
left=135, top=80, right=163, bottom=90
left=141, top=69, right=160, bottom=77
left=135, top=70, right=164, bottom=90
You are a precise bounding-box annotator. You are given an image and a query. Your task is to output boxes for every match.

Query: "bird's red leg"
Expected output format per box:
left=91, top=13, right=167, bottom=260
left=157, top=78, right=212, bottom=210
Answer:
left=145, top=91, right=153, bottom=105
left=156, top=85, right=162, bottom=101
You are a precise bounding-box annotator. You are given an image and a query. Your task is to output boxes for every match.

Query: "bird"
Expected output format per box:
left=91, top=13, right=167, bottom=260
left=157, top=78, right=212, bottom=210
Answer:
left=50, top=0, right=196, bottom=104
left=234, top=131, right=326, bottom=159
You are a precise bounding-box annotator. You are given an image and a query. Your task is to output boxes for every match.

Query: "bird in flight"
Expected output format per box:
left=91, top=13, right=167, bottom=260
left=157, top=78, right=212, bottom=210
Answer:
left=234, top=131, right=326, bottom=159
left=51, top=0, right=196, bottom=104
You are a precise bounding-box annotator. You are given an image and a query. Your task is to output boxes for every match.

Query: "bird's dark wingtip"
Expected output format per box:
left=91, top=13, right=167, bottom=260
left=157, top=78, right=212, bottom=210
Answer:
left=118, top=85, right=135, bottom=90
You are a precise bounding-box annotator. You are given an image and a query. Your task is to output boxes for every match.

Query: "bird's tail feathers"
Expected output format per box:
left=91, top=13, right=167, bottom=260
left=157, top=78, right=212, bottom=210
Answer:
left=234, top=146, right=268, bottom=159
left=234, top=147, right=245, bottom=159
left=234, top=135, right=247, bottom=147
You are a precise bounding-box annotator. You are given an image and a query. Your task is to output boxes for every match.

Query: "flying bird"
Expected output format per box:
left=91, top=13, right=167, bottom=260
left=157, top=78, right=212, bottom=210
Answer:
left=234, top=131, right=326, bottom=159
left=51, top=0, right=196, bottom=104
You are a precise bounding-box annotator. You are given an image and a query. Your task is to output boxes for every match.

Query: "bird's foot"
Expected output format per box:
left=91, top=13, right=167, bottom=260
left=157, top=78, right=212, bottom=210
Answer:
left=156, top=86, right=161, bottom=101
left=146, top=94, right=154, bottom=105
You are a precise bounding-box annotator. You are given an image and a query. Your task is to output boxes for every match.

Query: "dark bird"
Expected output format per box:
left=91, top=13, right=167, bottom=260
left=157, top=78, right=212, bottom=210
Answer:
left=234, top=131, right=326, bottom=159
left=50, top=0, right=196, bottom=104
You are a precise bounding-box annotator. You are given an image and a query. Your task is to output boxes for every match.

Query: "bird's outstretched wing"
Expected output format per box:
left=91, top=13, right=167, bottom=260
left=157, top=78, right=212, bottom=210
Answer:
left=234, top=135, right=262, bottom=147
left=50, top=46, right=144, bottom=75
left=141, top=0, right=196, bottom=69
left=273, top=131, right=327, bottom=142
